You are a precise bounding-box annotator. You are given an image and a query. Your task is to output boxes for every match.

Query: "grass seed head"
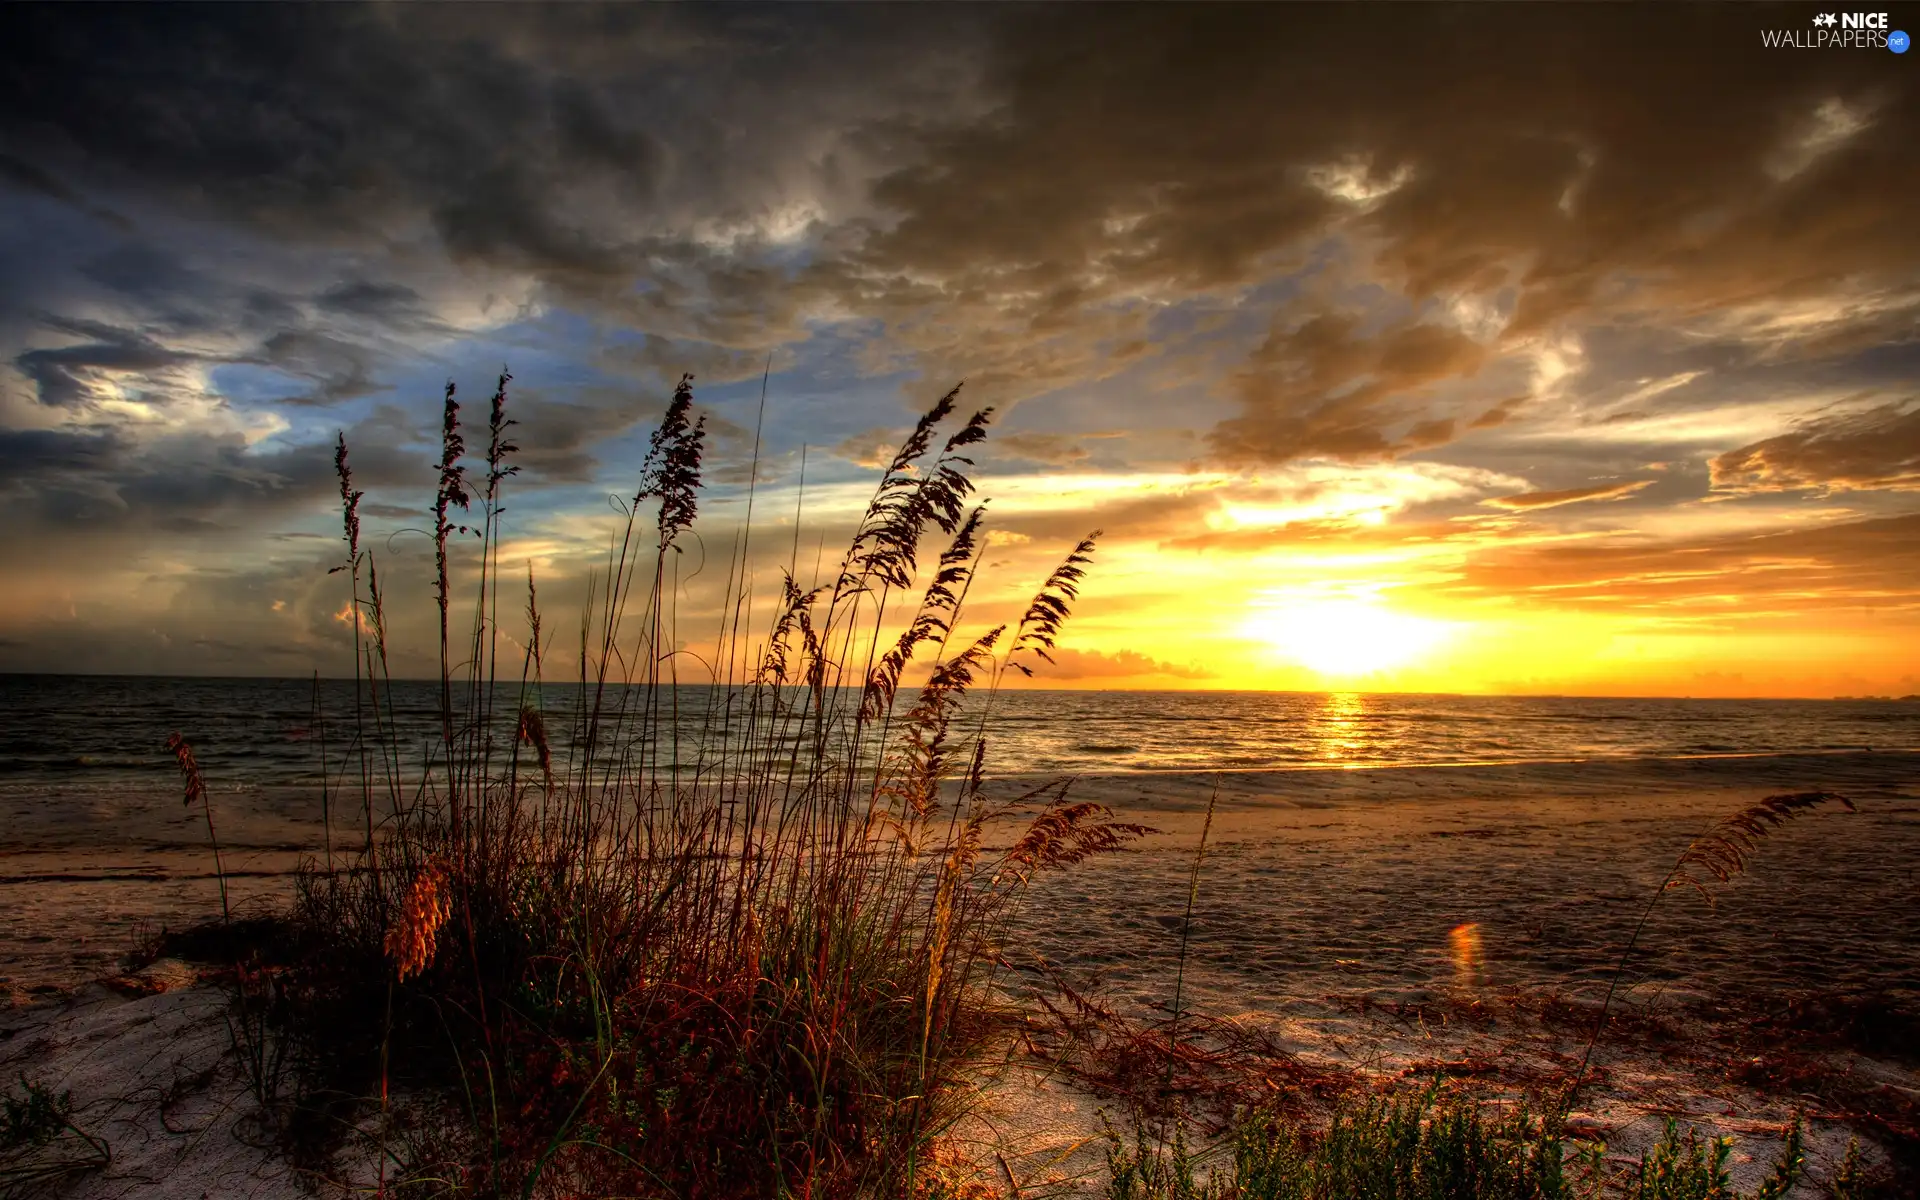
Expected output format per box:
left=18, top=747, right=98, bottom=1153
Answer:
left=385, top=858, right=453, bottom=982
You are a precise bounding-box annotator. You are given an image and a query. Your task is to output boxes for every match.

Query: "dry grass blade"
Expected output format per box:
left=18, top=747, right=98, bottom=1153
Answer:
left=166, top=731, right=206, bottom=811
left=1019, top=957, right=1349, bottom=1127
left=860, top=506, right=987, bottom=721
left=167, top=732, right=227, bottom=921
left=1563, top=787, right=1857, bottom=1115
left=635, top=372, right=706, bottom=551
left=484, top=368, right=520, bottom=491
left=757, top=573, right=822, bottom=687
left=1667, top=790, right=1857, bottom=900
left=1002, top=787, right=1156, bottom=877
left=329, top=432, right=362, bottom=575
left=888, top=626, right=1004, bottom=820
left=837, top=385, right=992, bottom=596
left=1009, top=532, right=1099, bottom=676
left=516, top=704, right=553, bottom=789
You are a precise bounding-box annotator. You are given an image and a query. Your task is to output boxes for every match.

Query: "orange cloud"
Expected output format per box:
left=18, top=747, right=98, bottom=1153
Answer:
left=1486, top=480, right=1652, bottom=510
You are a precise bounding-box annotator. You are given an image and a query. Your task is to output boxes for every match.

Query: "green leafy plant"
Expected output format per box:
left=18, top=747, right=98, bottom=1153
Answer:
left=1101, top=1092, right=1817, bottom=1200
left=0, top=1074, right=110, bottom=1196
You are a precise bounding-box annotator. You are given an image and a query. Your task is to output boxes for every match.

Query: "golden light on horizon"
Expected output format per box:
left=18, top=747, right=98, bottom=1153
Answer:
left=1243, top=596, right=1454, bottom=679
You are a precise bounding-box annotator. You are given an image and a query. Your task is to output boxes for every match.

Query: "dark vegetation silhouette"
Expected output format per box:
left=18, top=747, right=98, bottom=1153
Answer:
left=162, top=373, right=1146, bottom=1198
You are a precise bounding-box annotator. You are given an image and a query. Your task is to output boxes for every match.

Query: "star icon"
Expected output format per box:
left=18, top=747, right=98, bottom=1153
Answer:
left=1813, top=12, right=1838, bottom=26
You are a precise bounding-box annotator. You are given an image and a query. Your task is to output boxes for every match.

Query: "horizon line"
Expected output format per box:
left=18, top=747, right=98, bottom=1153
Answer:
left=1, top=668, right=1915, bottom=705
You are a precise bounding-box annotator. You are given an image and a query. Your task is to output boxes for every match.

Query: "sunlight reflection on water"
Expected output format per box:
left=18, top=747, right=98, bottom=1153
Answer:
left=1306, top=691, right=1370, bottom=764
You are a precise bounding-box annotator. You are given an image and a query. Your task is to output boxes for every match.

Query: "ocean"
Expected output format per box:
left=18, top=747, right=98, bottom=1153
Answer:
left=5, top=674, right=1918, bottom=790
left=4, top=674, right=1917, bottom=1002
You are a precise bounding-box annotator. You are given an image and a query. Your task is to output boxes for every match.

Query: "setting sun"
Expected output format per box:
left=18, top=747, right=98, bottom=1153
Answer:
left=1243, top=598, right=1453, bottom=678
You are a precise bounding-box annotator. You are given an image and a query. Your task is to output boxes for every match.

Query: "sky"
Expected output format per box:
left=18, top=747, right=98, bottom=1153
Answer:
left=1, top=4, right=1917, bottom=697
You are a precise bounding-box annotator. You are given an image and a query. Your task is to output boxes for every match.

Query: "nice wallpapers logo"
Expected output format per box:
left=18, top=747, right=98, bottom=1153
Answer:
left=1762, top=11, right=1911, bottom=50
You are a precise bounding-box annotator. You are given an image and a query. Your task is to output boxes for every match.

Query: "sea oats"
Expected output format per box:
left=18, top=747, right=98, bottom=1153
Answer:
left=384, top=858, right=452, bottom=982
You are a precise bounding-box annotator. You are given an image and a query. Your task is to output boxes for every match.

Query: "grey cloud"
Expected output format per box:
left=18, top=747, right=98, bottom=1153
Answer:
left=0, top=150, right=132, bottom=230
left=994, top=432, right=1090, bottom=467
left=843, top=5, right=1918, bottom=458
left=255, top=330, right=386, bottom=407
left=504, top=388, right=656, bottom=485
left=0, top=426, right=126, bottom=474
left=15, top=320, right=197, bottom=408
left=1211, top=313, right=1490, bottom=465
left=0, top=6, right=979, bottom=307
left=0, top=409, right=431, bottom=550
left=360, top=502, right=422, bottom=521
left=76, top=243, right=306, bottom=340
left=77, top=242, right=204, bottom=302
left=1468, top=396, right=1529, bottom=430
left=597, top=335, right=772, bottom=389
left=18, top=5, right=1910, bottom=469
left=831, top=426, right=904, bottom=470
left=2, top=2, right=1918, bottom=626
left=316, top=281, right=430, bottom=321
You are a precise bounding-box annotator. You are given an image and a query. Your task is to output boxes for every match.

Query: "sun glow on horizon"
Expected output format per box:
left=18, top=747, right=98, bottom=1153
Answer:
left=1242, top=597, right=1454, bottom=679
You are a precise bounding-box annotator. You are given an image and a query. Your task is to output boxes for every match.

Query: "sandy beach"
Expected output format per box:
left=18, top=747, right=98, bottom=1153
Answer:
left=5, top=749, right=1915, bottom=1193
left=1009, top=750, right=1920, bottom=1015
left=956, top=750, right=1920, bottom=1191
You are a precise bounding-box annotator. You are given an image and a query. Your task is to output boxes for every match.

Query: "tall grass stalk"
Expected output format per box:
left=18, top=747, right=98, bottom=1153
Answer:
left=166, top=732, right=227, bottom=921
left=232, top=372, right=1146, bottom=1197
left=1562, top=791, right=1855, bottom=1115
left=1169, top=778, right=1219, bottom=1072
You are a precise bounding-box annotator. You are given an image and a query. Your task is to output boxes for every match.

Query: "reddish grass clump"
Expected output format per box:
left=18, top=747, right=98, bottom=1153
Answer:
left=383, top=858, right=450, bottom=983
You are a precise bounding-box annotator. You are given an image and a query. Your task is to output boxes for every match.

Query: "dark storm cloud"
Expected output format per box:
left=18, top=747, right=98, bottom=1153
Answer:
left=0, top=426, right=125, bottom=474
left=595, top=335, right=770, bottom=390
left=0, top=149, right=131, bottom=229
left=501, top=386, right=669, bottom=485
left=0, top=413, right=424, bottom=550
left=315, top=281, right=431, bottom=322
left=7, top=4, right=1912, bottom=451
left=847, top=4, right=1918, bottom=458
left=254, top=331, right=387, bottom=407
left=1, top=6, right=654, bottom=251
left=0, top=5, right=981, bottom=323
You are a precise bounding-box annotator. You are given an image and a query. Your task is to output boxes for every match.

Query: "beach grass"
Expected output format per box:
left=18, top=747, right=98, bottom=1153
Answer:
left=0, top=1072, right=111, bottom=1196
left=1099, top=1093, right=1830, bottom=1200
left=163, top=373, right=1148, bottom=1197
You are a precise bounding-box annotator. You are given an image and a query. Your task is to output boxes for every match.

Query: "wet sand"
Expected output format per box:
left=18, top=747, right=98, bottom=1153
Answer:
left=0, top=781, right=326, bottom=1001
left=5, top=749, right=1915, bottom=1005
left=957, top=750, right=1920, bottom=1193
left=1000, top=750, right=1920, bottom=1016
